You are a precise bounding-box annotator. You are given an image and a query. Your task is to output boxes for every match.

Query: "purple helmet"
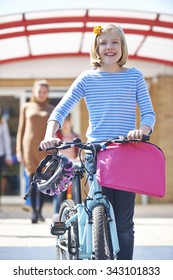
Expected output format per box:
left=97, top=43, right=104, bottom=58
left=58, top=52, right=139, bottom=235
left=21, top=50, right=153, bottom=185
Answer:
left=35, top=154, right=75, bottom=196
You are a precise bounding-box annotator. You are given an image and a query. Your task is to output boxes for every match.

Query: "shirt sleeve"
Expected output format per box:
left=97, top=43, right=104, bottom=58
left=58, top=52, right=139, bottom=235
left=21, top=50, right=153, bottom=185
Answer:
left=48, top=72, right=86, bottom=127
left=136, top=73, right=156, bottom=133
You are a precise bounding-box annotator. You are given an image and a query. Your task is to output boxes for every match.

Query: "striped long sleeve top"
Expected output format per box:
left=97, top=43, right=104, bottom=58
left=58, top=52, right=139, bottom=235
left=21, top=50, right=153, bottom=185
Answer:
left=49, top=67, right=156, bottom=142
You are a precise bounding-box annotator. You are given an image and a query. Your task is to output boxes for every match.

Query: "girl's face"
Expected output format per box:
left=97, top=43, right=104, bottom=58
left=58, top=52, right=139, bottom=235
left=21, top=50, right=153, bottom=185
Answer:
left=98, top=29, right=122, bottom=71
left=33, top=85, right=48, bottom=103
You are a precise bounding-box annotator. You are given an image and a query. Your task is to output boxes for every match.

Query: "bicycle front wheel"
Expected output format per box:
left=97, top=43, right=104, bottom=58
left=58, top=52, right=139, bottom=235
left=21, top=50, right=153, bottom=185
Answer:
left=92, top=204, right=114, bottom=260
left=56, top=199, right=79, bottom=260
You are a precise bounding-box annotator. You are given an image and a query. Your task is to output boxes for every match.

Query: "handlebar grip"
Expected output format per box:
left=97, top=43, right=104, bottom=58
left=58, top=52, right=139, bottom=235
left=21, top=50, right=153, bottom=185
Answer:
left=142, top=135, right=150, bottom=141
left=73, top=137, right=82, bottom=144
left=38, top=145, right=59, bottom=151
left=38, top=144, right=72, bottom=151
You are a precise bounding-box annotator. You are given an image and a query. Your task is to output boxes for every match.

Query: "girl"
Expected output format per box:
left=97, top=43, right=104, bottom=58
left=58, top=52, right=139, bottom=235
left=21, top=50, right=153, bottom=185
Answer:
left=40, top=24, right=156, bottom=259
left=16, top=80, right=54, bottom=223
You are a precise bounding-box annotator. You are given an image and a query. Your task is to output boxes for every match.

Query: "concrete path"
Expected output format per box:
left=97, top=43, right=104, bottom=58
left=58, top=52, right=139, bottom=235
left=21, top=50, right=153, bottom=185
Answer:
left=0, top=203, right=173, bottom=260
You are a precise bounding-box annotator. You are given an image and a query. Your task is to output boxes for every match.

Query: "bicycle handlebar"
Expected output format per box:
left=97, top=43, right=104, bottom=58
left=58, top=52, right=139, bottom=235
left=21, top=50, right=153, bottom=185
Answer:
left=38, top=135, right=150, bottom=152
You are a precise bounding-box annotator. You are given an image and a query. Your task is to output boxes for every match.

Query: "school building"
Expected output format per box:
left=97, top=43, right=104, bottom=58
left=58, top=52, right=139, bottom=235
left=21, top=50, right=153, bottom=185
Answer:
left=0, top=8, right=173, bottom=204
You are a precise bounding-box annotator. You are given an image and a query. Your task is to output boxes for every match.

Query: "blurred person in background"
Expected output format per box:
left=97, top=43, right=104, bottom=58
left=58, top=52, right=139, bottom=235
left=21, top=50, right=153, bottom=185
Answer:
left=16, top=80, right=54, bottom=223
left=0, top=106, right=13, bottom=204
left=53, top=113, right=79, bottom=221
left=22, top=168, right=31, bottom=212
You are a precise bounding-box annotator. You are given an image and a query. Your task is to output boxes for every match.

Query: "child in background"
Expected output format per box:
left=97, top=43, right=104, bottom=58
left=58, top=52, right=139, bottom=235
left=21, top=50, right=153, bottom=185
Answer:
left=53, top=113, right=79, bottom=221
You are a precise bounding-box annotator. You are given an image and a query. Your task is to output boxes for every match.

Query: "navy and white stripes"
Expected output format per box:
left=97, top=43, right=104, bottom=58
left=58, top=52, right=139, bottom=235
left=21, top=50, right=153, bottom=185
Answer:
left=49, top=67, right=156, bottom=141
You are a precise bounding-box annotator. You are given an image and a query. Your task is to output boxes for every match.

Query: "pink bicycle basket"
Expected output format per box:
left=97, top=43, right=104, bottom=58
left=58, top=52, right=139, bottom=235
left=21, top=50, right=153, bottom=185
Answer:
left=96, top=142, right=165, bottom=197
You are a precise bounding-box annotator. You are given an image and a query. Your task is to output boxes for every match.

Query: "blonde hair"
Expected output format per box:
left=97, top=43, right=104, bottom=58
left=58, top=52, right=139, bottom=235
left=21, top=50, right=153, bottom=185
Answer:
left=90, top=23, right=128, bottom=68
left=30, top=79, right=49, bottom=102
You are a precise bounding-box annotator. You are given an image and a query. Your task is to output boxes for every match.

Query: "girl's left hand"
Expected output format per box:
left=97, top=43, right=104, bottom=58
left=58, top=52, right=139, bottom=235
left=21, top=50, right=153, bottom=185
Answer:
left=127, top=129, right=143, bottom=141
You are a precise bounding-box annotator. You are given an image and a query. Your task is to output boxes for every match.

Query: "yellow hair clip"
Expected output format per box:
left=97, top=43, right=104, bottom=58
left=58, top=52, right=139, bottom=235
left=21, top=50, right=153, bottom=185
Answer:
left=93, top=25, right=102, bottom=35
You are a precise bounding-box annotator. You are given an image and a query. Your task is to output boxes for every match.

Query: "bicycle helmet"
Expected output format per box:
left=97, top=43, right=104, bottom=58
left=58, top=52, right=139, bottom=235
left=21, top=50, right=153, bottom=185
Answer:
left=35, top=153, right=75, bottom=196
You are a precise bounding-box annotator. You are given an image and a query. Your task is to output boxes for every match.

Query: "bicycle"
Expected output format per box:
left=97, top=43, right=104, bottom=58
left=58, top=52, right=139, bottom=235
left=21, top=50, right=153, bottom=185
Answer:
left=24, top=135, right=150, bottom=260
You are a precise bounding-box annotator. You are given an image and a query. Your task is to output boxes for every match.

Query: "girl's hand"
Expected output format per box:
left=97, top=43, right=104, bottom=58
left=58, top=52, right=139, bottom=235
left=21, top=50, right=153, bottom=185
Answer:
left=127, top=125, right=151, bottom=141
left=39, top=137, right=62, bottom=151
left=127, top=129, right=143, bottom=141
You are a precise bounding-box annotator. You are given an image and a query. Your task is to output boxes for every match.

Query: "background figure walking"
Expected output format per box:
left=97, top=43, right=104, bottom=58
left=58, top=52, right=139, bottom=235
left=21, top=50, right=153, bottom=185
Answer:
left=16, top=80, right=54, bottom=223
left=22, top=168, right=31, bottom=212
left=53, top=113, right=79, bottom=221
left=0, top=106, right=13, bottom=205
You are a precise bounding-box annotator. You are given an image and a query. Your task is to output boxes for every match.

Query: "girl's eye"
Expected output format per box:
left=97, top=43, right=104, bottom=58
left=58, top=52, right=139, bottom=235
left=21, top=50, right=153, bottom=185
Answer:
left=99, top=41, right=107, bottom=45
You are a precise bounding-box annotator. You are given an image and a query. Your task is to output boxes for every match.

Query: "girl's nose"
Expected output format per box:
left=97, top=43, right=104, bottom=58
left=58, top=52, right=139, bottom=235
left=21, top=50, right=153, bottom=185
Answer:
left=107, top=43, right=114, bottom=50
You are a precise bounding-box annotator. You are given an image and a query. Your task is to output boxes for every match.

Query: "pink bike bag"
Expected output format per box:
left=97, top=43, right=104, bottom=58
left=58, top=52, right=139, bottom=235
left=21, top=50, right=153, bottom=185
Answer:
left=96, top=142, right=165, bottom=197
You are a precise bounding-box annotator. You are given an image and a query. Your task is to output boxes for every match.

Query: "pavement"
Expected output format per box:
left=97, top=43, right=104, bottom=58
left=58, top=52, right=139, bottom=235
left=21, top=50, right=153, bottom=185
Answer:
left=0, top=203, right=173, bottom=260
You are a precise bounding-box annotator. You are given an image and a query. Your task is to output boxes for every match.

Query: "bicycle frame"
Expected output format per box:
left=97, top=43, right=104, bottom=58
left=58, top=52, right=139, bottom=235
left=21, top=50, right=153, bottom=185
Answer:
left=57, top=171, right=120, bottom=259
left=26, top=135, right=150, bottom=260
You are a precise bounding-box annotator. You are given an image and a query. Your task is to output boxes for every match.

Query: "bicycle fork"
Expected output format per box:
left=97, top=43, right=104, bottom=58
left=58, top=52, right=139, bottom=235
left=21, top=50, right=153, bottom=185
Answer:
left=77, top=175, right=119, bottom=259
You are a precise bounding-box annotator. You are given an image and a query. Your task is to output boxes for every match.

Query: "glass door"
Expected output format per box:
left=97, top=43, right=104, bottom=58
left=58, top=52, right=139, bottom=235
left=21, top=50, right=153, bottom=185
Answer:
left=0, top=95, right=20, bottom=199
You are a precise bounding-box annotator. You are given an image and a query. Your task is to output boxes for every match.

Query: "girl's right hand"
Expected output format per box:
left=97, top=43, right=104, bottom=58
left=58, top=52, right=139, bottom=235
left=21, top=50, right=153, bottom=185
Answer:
left=39, top=137, right=62, bottom=151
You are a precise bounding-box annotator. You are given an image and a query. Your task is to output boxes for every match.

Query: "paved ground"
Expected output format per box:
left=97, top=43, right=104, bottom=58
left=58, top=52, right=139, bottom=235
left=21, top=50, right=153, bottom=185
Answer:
left=0, top=203, right=173, bottom=260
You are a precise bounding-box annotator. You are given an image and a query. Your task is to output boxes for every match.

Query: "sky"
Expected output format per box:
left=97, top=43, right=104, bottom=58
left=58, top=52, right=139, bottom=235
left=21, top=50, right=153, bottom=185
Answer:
left=0, top=0, right=173, bottom=16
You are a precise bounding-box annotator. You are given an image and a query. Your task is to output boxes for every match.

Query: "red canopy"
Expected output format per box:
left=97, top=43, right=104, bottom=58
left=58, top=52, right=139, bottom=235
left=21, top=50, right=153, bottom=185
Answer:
left=0, top=9, right=173, bottom=65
